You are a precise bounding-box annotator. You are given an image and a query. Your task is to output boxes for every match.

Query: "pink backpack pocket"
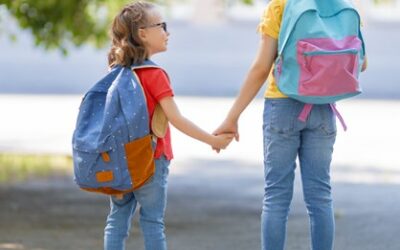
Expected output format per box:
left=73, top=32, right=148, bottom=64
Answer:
left=297, top=36, right=362, bottom=96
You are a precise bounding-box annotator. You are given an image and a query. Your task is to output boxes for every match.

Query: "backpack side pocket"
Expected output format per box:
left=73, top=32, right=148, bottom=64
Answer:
left=73, top=138, right=122, bottom=189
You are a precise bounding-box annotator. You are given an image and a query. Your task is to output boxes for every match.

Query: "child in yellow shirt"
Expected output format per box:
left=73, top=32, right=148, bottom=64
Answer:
left=214, top=0, right=367, bottom=249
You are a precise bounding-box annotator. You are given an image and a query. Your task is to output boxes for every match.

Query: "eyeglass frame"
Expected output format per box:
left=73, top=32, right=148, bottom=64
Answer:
left=140, top=22, right=167, bottom=32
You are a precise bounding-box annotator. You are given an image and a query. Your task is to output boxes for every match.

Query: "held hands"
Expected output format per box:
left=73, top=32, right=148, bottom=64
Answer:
left=211, top=133, right=235, bottom=151
left=212, top=118, right=240, bottom=153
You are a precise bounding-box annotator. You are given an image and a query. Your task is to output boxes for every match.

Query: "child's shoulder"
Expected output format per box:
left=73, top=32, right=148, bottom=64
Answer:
left=136, top=65, right=167, bottom=74
left=268, top=0, right=286, bottom=11
left=135, top=66, right=164, bottom=74
left=135, top=66, right=169, bottom=83
left=258, top=0, right=286, bottom=39
left=262, top=0, right=286, bottom=22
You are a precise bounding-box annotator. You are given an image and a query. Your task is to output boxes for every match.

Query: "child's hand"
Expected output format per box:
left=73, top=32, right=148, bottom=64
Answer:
left=211, top=133, right=235, bottom=152
left=213, top=119, right=239, bottom=141
left=212, top=119, right=239, bottom=153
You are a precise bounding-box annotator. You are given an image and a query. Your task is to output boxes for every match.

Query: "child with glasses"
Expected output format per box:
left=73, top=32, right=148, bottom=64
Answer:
left=104, top=2, right=234, bottom=250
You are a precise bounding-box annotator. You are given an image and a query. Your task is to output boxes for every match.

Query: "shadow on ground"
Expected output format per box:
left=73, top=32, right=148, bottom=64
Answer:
left=0, top=159, right=399, bottom=250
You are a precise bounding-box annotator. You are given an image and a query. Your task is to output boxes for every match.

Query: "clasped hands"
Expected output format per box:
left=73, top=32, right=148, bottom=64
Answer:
left=211, top=118, right=239, bottom=153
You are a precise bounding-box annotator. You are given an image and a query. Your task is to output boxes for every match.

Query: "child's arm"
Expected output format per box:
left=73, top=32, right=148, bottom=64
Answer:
left=214, top=35, right=278, bottom=140
left=159, top=96, right=234, bottom=150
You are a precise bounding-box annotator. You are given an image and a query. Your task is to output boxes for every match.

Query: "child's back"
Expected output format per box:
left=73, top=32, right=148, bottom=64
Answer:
left=213, top=1, right=367, bottom=250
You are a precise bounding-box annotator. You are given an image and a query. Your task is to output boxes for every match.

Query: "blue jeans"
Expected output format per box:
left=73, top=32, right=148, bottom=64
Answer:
left=104, top=156, right=170, bottom=250
left=261, top=98, right=336, bottom=250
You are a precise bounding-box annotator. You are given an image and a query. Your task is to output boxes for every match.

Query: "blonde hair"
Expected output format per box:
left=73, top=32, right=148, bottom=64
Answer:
left=108, top=1, right=155, bottom=67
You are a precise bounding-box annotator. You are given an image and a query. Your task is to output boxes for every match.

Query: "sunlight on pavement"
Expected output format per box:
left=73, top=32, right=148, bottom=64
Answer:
left=0, top=243, right=24, bottom=249
left=0, top=95, right=399, bottom=185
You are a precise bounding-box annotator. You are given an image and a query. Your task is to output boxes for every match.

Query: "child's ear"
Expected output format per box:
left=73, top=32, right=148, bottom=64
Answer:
left=138, top=28, right=147, bottom=42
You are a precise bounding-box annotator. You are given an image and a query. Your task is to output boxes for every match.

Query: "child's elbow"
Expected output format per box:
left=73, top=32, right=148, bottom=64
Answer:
left=252, top=65, right=270, bottom=81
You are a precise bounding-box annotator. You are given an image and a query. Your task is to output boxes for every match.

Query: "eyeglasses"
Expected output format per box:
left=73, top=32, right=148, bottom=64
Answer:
left=140, top=22, right=167, bottom=32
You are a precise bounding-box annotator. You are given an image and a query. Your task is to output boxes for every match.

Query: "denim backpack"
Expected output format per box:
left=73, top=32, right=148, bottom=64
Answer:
left=274, top=0, right=366, bottom=130
left=72, top=60, right=162, bottom=195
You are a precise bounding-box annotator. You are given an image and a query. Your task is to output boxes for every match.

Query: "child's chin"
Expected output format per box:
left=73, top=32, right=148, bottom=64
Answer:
left=155, top=47, right=167, bottom=54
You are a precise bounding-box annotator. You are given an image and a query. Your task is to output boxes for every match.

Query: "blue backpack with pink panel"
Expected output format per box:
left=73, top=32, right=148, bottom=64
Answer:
left=274, top=0, right=366, bottom=130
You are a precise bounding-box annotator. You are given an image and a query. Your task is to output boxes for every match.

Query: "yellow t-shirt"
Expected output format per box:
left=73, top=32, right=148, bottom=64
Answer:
left=257, top=0, right=287, bottom=98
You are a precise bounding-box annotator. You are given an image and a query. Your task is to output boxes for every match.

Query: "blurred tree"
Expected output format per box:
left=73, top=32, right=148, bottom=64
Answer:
left=0, top=0, right=163, bottom=54
left=0, top=0, right=253, bottom=54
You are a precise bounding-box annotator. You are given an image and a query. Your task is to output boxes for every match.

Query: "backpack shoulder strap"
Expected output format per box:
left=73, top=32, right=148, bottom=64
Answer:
left=131, top=59, right=160, bottom=70
left=130, top=59, right=170, bottom=85
left=278, top=0, right=314, bottom=54
left=130, top=60, right=170, bottom=139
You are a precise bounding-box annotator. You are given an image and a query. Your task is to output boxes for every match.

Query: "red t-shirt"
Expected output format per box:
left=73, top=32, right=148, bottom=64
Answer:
left=134, top=67, right=174, bottom=160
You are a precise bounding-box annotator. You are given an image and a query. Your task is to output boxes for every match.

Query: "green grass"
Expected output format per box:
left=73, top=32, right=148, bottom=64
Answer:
left=0, top=153, right=73, bottom=183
